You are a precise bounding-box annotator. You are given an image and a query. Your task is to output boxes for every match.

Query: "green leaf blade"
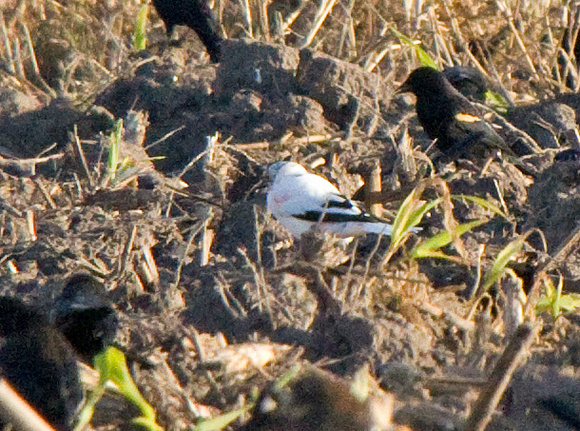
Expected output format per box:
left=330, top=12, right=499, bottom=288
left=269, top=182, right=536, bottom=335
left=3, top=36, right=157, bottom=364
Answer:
left=411, top=219, right=485, bottom=259
left=390, top=28, right=438, bottom=69
left=132, top=5, right=149, bottom=51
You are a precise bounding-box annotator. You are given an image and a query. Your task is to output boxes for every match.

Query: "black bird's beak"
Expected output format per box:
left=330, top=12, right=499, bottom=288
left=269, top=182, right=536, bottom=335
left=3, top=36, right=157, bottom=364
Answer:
left=395, top=81, right=411, bottom=94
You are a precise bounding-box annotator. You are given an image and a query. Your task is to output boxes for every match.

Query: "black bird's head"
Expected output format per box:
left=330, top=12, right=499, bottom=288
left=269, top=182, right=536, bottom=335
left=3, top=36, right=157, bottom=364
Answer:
left=397, top=66, right=453, bottom=99
left=60, top=273, right=105, bottom=304
left=442, top=66, right=488, bottom=101
left=54, top=273, right=118, bottom=362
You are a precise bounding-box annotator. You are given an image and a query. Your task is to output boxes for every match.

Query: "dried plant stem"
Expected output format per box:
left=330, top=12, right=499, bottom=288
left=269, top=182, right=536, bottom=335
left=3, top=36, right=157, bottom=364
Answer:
left=440, top=0, right=515, bottom=106
left=144, top=126, right=185, bottom=151
left=119, top=224, right=138, bottom=276
left=428, top=9, right=453, bottom=65
left=366, top=161, right=383, bottom=217
left=464, top=322, right=538, bottom=431
left=25, top=210, right=36, bottom=242
left=238, top=246, right=274, bottom=327
left=11, top=37, right=25, bottom=80
left=488, top=111, right=542, bottom=154
left=200, top=217, right=214, bottom=266
left=440, top=0, right=482, bottom=72
left=0, top=198, right=23, bottom=218
left=298, top=0, right=340, bottom=49
left=0, top=153, right=64, bottom=177
left=172, top=222, right=204, bottom=290
left=364, top=45, right=390, bottom=73
left=20, top=22, right=55, bottom=97
left=72, top=126, right=94, bottom=192
left=494, top=0, right=539, bottom=81
left=419, top=302, right=475, bottom=332
left=189, top=328, right=227, bottom=407
left=0, top=379, right=56, bottom=431
left=0, top=11, right=15, bottom=75
left=78, top=258, right=110, bottom=278
left=280, top=0, right=308, bottom=33
left=236, top=133, right=334, bottom=150
left=240, top=0, right=254, bottom=38
left=336, top=0, right=356, bottom=58
left=138, top=246, right=160, bottom=288
left=33, top=178, right=57, bottom=210
left=252, top=0, right=270, bottom=41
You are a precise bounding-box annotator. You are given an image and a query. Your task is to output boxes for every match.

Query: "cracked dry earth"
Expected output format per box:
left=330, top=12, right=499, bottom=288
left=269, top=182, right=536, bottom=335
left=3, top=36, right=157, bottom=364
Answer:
left=3, top=37, right=580, bottom=431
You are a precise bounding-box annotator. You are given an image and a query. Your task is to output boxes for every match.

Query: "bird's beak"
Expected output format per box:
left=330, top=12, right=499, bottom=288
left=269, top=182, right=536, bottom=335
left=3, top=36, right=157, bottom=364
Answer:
left=395, top=81, right=411, bottom=94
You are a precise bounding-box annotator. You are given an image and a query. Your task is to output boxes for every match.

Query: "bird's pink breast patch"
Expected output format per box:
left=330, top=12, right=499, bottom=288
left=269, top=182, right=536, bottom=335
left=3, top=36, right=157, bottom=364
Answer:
left=273, top=193, right=289, bottom=204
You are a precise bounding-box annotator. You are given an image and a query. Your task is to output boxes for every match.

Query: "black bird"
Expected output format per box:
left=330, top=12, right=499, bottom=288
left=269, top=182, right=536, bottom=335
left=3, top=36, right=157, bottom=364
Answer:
left=54, top=273, right=118, bottom=363
left=152, top=0, right=223, bottom=62
left=442, top=65, right=488, bottom=102
left=397, top=66, right=513, bottom=160
left=0, top=296, right=83, bottom=431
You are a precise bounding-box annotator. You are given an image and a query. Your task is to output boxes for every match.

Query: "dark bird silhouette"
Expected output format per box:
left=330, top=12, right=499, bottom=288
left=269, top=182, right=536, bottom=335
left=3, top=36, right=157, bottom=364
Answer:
left=240, top=370, right=388, bottom=431
left=0, top=296, right=83, bottom=431
left=152, top=0, right=223, bottom=62
left=54, top=273, right=118, bottom=363
left=442, top=66, right=488, bottom=102
left=397, top=67, right=513, bottom=160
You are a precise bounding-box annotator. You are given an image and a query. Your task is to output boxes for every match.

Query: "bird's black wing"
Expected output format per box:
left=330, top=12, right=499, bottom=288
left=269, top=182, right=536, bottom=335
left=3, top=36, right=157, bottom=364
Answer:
left=294, top=195, right=382, bottom=223
left=446, top=110, right=512, bottom=158
left=152, top=0, right=222, bottom=62
left=294, top=211, right=381, bottom=223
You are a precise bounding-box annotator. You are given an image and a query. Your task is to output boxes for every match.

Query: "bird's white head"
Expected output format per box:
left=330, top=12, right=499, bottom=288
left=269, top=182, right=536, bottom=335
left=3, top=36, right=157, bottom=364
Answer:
left=267, top=161, right=307, bottom=180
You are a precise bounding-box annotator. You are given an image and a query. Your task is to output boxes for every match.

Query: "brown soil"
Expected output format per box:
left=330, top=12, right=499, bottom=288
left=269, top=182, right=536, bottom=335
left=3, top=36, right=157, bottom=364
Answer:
left=3, top=2, right=580, bottom=430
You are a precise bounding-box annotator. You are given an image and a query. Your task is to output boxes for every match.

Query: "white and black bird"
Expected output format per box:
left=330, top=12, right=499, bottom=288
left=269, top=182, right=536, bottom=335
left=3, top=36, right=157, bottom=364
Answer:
left=266, top=161, right=395, bottom=239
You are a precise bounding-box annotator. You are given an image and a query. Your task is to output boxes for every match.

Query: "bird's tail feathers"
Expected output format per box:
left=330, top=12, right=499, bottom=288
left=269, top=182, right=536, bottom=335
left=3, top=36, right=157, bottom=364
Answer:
left=362, top=222, right=393, bottom=236
left=363, top=223, right=422, bottom=236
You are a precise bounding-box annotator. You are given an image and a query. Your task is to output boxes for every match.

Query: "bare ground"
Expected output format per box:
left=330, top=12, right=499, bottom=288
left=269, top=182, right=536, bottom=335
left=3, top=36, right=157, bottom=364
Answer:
left=3, top=2, right=580, bottom=430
